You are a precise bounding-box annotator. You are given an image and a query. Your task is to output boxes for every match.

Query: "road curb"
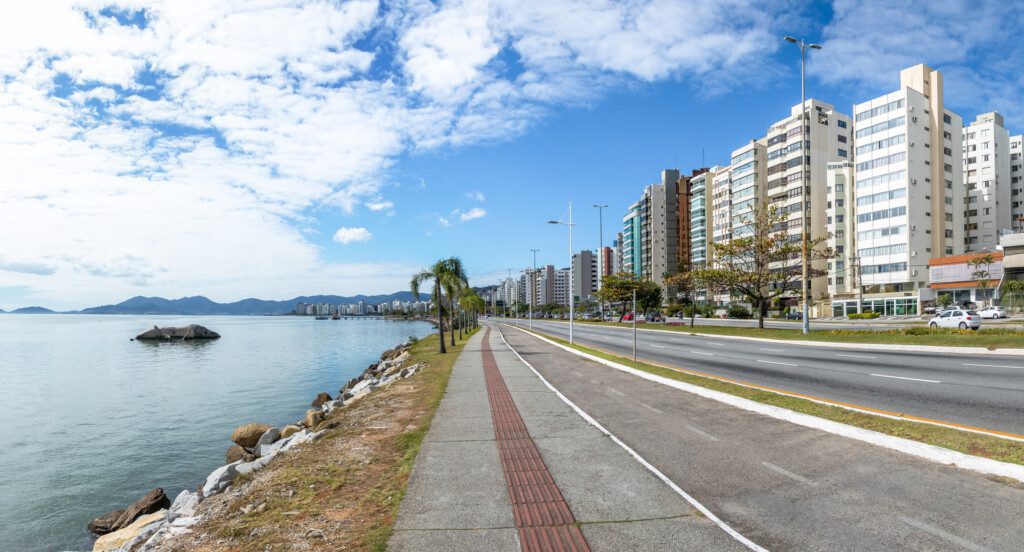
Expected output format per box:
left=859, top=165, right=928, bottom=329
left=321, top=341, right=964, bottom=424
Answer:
left=506, top=324, right=1024, bottom=485
left=556, top=320, right=1024, bottom=356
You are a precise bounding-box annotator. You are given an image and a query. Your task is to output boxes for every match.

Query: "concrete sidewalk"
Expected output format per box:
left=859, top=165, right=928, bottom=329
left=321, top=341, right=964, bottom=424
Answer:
left=389, top=326, right=744, bottom=551
left=500, top=324, right=1024, bottom=551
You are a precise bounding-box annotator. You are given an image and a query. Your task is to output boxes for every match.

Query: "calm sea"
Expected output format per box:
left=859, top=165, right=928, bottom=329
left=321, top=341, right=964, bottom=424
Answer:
left=0, top=314, right=433, bottom=551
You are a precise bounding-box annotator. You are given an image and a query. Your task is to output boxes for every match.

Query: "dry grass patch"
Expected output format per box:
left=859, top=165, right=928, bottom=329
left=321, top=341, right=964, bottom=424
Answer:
left=155, top=328, right=477, bottom=552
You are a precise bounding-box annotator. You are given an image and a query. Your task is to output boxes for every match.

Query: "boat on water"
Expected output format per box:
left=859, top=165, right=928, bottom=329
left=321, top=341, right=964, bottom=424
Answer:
left=315, top=315, right=329, bottom=320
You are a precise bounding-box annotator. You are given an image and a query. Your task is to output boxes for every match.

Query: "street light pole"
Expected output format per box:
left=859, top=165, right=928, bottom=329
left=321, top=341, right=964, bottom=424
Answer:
left=594, top=204, right=608, bottom=321
left=548, top=201, right=577, bottom=344
left=530, top=249, right=539, bottom=330
left=784, top=35, right=821, bottom=335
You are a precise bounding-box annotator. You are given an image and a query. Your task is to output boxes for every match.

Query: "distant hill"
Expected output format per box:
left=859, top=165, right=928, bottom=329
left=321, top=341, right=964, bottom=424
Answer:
left=10, top=306, right=56, bottom=314
left=70, top=292, right=418, bottom=315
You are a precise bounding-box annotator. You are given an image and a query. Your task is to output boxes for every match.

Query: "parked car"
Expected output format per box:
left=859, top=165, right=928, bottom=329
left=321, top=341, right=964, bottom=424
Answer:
left=977, top=306, right=1008, bottom=319
left=645, top=313, right=664, bottom=323
left=784, top=311, right=801, bottom=320
left=929, top=309, right=981, bottom=330
left=622, top=313, right=634, bottom=321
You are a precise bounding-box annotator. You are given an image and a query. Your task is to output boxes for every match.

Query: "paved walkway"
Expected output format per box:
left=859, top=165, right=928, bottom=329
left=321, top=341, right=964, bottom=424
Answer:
left=389, top=326, right=742, bottom=551
left=497, top=324, right=1024, bottom=551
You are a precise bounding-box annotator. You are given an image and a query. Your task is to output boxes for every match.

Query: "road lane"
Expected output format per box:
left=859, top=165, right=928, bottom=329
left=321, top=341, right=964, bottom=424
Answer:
left=511, top=319, right=1024, bottom=436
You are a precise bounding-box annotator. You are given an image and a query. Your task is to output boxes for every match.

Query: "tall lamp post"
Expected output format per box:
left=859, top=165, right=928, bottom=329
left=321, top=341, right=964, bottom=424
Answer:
left=529, top=249, right=539, bottom=330
left=784, top=35, right=821, bottom=335
left=548, top=201, right=576, bottom=344
left=594, top=204, right=608, bottom=321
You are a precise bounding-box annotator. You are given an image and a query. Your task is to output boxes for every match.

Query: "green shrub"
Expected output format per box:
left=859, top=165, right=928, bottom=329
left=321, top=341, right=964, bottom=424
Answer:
left=847, top=312, right=881, bottom=319
left=726, top=304, right=752, bottom=319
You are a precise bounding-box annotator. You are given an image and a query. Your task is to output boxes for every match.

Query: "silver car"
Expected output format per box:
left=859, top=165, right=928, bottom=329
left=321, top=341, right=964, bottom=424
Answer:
left=929, top=309, right=982, bottom=330
left=977, top=306, right=1007, bottom=319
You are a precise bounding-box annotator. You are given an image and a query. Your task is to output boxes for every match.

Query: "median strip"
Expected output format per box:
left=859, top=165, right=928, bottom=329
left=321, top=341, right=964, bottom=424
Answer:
left=507, top=324, right=1024, bottom=479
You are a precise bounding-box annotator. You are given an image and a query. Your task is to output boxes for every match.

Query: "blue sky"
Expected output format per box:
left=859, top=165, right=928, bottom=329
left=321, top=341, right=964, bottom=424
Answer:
left=1, top=1, right=1023, bottom=310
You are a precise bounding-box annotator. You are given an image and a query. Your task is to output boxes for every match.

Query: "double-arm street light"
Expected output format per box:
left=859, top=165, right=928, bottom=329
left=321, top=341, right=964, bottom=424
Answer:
left=548, top=201, right=576, bottom=344
left=784, top=35, right=821, bottom=335
left=594, top=204, right=608, bottom=321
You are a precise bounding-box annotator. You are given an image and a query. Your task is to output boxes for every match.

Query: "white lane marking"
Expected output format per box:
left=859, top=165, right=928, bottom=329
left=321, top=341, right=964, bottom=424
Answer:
left=573, top=371, right=584, bottom=377
left=757, top=359, right=798, bottom=367
left=651, top=344, right=667, bottom=349
left=641, top=403, right=663, bottom=414
left=963, top=363, right=1021, bottom=369
left=590, top=379, right=601, bottom=385
left=762, top=462, right=816, bottom=485
left=759, top=348, right=784, bottom=352
left=899, top=516, right=992, bottom=552
left=685, top=425, right=719, bottom=442
left=690, top=351, right=715, bottom=356
left=870, top=374, right=941, bottom=383
left=836, top=354, right=876, bottom=359
left=706, top=342, right=725, bottom=347
left=608, top=388, right=626, bottom=397
left=495, top=327, right=767, bottom=552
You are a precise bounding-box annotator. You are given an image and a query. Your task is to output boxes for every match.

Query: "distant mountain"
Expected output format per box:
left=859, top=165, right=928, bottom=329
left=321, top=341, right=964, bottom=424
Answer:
left=71, top=291, right=418, bottom=315
left=10, top=306, right=56, bottom=314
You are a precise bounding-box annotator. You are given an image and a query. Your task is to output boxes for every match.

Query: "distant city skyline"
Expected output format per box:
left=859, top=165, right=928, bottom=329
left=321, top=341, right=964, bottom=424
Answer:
left=3, top=2, right=1024, bottom=310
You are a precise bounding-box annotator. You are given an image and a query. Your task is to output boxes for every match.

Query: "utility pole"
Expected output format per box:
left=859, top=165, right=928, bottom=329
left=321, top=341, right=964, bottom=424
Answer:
left=785, top=35, right=822, bottom=334
left=852, top=255, right=864, bottom=314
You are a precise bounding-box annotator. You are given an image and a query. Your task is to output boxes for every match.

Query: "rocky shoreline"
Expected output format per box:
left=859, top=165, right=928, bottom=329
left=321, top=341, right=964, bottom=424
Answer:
left=85, top=340, right=424, bottom=551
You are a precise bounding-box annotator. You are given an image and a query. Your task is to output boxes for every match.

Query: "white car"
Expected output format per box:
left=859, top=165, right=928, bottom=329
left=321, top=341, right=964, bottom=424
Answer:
left=977, top=306, right=1008, bottom=319
left=929, top=309, right=982, bottom=330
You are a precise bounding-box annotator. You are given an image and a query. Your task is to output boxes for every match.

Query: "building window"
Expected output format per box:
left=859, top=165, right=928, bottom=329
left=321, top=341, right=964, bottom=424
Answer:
left=943, top=113, right=951, bottom=124
left=838, top=149, right=847, bottom=158
left=838, top=120, right=848, bottom=128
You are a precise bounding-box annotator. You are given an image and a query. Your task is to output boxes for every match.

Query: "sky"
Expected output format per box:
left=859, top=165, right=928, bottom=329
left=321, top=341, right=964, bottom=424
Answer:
left=2, top=0, right=1024, bottom=310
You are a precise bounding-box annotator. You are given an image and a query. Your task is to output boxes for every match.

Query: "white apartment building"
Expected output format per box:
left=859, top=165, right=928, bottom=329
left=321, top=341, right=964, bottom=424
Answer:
left=729, top=140, right=767, bottom=239
left=826, top=161, right=857, bottom=306
left=1011, top=135, right=1024, bottom=229
left=571, top=250, right=598, bottom=300
left=843, top=63, right=964, bottom=316
left=962, top=112, right=1010, bottom=251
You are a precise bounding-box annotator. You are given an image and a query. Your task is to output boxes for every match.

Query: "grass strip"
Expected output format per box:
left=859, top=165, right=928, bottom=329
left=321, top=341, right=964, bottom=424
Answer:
left=566, top=319, right=1024, bottom=349
left=525, top=328, right=1024, bottom=467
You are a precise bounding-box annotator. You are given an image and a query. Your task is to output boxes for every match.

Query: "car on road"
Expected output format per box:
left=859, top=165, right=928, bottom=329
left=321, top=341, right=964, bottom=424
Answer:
left=783, top=311, right=801, bottom=320
left=977, top=306, right=1008, bottom=319
left=622, top=313, right=634, bottom=321
left=929, top=309, right=982, bottom=330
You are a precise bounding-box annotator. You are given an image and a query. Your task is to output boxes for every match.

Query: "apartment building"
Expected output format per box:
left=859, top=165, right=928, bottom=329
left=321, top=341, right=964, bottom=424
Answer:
left=963, top=112, right=1011, bottom=251
left=1011, top=135, right=1024, bottom=229
left=572, top=250, right=598, bottom=300
left=841, top=63, right=964, bottom=316
left=826, top=161, right=859, bottom=312
left=689, top=167, right=718, bottom=269
left=764, top=100, right=851, bottom=304
left=621, top=169, right=681, bottom=297
left=677, top=168, right=709, bottom=271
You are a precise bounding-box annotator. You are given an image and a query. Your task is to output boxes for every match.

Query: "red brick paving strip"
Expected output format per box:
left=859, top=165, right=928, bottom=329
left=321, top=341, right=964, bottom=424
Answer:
left=481, top=329, right=591, bottom=552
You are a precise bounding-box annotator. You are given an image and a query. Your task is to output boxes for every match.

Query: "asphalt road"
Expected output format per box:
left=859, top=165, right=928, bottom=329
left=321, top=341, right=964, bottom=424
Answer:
left=496, top=325, right=1024, bottom=551
left=510, top=319, right=1024, bottom=436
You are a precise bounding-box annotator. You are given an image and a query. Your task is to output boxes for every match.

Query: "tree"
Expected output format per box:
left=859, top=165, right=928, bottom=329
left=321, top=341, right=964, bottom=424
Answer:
left=595, top=272, right=661, bottom=320
left=968, top=253, right=996, bottom=303
left=692, top=205, right=834, bottom=329
left=666, top=266, right=710, bottom=327
left=411, top=258, right=465, bottom=353
left=458, top=289, right=486, bottom=332
left=440, top=257, right=468, bottom=346
left=635, top=280, right=662, bottom=314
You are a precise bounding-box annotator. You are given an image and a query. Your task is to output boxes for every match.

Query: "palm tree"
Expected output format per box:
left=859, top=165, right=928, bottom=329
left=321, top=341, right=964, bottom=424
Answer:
left=459, top=289, right=485, bottom=332
left=411, top=259, right=461, bottom=354
left=440, top=257, right=468, bottom=347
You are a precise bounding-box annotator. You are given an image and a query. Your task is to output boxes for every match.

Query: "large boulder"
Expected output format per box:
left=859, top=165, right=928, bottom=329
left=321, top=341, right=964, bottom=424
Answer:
left=202, top=462, right=240, bottom=497
left=231, top=422, right=272, bottom=449
left=225, top=445, right=252, bottom=464
left=135, top=324, right=220, bottom=341
left=254, top=427, right=281, bottom=452
left=167, top=490, right=200, bottom=523
left=279, top=424, right=302, bottom=439
left=311, top=392, right=332, bottom=407
left=93, top=509, right=167, bottom=552
left=303, top=409, right=324, bottom=428
left=88, top=488, right=170, bottom=535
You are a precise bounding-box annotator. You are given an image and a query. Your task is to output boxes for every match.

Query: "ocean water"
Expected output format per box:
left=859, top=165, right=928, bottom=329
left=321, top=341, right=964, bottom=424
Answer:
left=0, top=315, right=433, bottom=551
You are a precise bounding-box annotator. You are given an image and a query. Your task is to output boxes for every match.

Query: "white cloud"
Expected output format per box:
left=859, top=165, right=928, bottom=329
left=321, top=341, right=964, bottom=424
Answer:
left=366, top=200, right=395, bottom=212
left=459, top=207, right=487, bottom=221
left=333, top=227, right=374, bottom=244
left=0, top=0, right=791, bottom=308
left=438, top=216, right=451, bottom=227
left=467, top=190, right=486, bottom=202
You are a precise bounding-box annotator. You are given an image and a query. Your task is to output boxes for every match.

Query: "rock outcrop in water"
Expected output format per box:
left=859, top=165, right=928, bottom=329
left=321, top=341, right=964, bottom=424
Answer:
left=135, top=324, right=220, bottom=341
left=88, top=488, right=170, bottom=535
